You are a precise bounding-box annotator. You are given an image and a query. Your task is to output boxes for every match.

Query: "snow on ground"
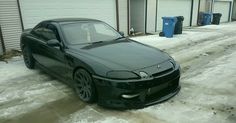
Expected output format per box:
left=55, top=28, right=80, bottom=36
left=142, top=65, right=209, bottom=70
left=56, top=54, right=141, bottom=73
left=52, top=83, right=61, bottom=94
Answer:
left=131, top=22, right=236, bottom=51
left=0, top=57, right=72, bottom=120
left=140, top=51, right=236, bottom=123
left=0, top=22, right=236, bottom=123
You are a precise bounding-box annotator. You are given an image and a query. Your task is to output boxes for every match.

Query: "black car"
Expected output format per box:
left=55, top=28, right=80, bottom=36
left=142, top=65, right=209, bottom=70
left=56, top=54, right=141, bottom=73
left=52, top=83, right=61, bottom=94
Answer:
left=20, top=18, right=181, bottom=109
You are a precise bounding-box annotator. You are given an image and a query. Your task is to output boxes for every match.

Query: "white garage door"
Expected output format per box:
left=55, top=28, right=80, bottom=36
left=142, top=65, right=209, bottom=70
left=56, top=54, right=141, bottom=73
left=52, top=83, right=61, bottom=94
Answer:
left=156, top=0, right=192, bottom=31
left=19, top=0, right=117, bottom=29
left=214, top=1, right=230, bottom=22
left=0, top=0, right=22, bottom=52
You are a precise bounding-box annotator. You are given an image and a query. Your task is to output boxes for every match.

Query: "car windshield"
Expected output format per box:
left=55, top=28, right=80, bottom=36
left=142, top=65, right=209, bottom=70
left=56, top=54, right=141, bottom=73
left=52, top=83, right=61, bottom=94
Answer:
left=61, top=21, right=122, bottom=44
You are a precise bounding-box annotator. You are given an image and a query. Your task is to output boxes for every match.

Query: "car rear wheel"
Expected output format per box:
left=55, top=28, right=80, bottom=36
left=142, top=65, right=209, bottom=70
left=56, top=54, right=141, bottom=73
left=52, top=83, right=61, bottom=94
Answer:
left=22, top=46, right=35, bottom=69
left=74, top=69, right=96, bottom=103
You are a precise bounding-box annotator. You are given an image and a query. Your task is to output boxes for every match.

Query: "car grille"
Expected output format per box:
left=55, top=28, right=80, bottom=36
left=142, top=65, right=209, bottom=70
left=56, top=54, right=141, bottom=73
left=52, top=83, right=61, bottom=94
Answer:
left=128, top=69, right=180, bottom=89
left=152, top=67, right=174, bottom=77
left=145, top=77, right=179, bottom=103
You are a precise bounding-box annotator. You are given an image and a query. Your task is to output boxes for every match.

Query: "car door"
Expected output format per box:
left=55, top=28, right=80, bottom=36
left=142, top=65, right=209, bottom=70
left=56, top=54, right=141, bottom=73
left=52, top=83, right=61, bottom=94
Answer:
left=32, top=23, right=68, bottom=79
left=30, top=22, right=47, bottom=60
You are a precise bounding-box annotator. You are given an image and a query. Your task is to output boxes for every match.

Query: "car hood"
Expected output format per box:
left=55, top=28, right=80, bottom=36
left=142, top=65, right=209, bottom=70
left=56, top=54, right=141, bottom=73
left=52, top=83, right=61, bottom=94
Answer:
left=69, top=39, right=171, bottom=70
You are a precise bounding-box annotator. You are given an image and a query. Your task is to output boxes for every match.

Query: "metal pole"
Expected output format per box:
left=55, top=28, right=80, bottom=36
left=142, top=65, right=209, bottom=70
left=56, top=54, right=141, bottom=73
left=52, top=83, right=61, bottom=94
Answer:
left=17, top=0, right=24, bottom=31
left=116, top=0, right=120, bottom=31
left=0, top=25, right=6, bottom=54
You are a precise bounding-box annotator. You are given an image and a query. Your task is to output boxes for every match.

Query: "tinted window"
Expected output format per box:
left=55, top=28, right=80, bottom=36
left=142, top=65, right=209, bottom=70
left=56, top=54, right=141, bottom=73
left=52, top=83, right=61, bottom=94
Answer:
left=32, top=25, right=44, bottom=39
left=44, top=25, right=58, bottom=41
left=61, top=21, right=121, bottom=44
left=32, top=23, right=59, bottom=42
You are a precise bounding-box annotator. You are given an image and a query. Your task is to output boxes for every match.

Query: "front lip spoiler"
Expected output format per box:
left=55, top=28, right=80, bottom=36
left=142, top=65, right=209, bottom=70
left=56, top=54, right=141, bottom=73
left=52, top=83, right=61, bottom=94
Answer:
left=120, top=85, right=180, bottom=101
left=144, top=86, right=181, bottom=107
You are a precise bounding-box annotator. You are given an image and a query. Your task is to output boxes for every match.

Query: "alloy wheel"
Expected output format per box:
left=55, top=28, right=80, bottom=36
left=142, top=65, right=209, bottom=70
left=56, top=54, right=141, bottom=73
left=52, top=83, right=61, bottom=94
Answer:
left=74, top=69, right=94, bottom=102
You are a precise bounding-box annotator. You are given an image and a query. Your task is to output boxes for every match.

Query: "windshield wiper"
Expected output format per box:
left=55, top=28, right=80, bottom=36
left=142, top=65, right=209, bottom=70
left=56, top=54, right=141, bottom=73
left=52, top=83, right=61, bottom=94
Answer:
left=91, top=41, right=104, bottom=44
left=91, top=37, right=125, bottom=44
left=115, top=37, right=125, bottom=40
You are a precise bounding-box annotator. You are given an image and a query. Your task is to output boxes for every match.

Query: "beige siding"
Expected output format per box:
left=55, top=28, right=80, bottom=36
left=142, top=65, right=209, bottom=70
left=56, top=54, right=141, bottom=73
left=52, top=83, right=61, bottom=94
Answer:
left=191, top=0, right=199, bottom=26
left=199, top=0, right=212, bottom=12
left=0, top=0, right=22, bottom=52
left=130, top=0, right=146, bottom=33
left=146, top=0, right=157, bottom=33
left=199, top=0, right=207, bottom=12
left=118, top=0, right=128, bottom=35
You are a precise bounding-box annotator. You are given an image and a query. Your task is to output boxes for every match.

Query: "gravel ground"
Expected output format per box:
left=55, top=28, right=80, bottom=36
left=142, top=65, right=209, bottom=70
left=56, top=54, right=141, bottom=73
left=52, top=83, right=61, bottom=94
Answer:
left=0, top=22, right=236, bottom=123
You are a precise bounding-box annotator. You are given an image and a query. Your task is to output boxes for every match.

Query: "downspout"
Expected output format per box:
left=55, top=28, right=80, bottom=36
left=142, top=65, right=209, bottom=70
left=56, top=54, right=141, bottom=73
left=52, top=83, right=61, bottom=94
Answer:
left=17, top=0, right=24, bottom=31
left=116, top=0, right=120, bottom=31
left=190, top=0, right=194, bottom=26
left=229, top=1, right=233, bottom=21
left=197, top=0, right=201, bottom=25
left=155, top=0, right=158, bottom=32
left=232, top=0, right=235, bottom=20
left=127, top=0, right=130, bottom=35
left=0, top=25, right=6, bottom=54
left=145, top=0, right=148, bottom=34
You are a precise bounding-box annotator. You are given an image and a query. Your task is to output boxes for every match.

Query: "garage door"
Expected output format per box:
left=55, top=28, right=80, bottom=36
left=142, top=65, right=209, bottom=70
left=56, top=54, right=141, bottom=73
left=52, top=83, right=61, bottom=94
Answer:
left=214, top=1, right=231, bottom=22
left=19, top=0, right=117, bottom=29
left=0, top=0, right=22, bottom=52
left=156, top=0, right=192, bottom=31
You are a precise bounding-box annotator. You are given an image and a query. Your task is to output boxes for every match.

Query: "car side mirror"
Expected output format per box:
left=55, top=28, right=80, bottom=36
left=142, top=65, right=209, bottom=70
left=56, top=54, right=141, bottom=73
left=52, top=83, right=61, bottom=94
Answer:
left=119, top=31, right=125, bottom=37
left=47, top=39, right=61, bottom=47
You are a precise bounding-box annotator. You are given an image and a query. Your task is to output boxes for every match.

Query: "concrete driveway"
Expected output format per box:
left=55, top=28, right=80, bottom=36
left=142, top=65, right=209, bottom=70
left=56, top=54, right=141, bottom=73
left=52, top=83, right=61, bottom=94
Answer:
left=0, top=22, right=236, bottom=123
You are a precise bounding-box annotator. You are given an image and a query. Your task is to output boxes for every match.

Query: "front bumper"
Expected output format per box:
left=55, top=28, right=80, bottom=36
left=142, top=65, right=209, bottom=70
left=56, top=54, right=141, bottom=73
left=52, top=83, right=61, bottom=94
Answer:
left=93, top=65, right=181, bottom=109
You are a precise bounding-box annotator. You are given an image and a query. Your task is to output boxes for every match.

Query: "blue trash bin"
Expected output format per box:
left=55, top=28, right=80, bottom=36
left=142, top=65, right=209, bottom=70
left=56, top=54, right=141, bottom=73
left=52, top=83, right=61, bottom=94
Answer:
left=202, top=13, right=212, bottom=25
left=162, top=17, right=177, bottom=38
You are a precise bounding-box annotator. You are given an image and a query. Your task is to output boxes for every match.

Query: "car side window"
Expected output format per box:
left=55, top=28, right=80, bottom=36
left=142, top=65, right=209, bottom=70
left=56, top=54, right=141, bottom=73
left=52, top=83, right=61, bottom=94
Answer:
left=46, top=24, right=60, bottom=41
left=32, top=24, right=45, bottom=39
left=32, top=23, right=60, bottom=42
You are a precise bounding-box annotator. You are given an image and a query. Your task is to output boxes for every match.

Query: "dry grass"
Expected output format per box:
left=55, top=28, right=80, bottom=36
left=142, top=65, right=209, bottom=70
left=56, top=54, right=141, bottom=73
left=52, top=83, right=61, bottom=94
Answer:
left=0, top=50, right=22, bottom=62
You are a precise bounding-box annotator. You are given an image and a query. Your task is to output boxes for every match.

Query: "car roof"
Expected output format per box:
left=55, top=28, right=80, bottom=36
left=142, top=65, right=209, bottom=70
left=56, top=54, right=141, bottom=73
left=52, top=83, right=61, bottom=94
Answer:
left=43, top=18, right=102, bottom=23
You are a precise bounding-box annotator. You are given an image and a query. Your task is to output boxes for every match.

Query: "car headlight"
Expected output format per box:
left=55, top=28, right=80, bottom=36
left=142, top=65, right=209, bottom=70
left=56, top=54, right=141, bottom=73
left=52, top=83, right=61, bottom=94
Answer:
left=162, top=51, right=176, bottom=67
left=161, top=50, right=175, bottom=61
left=106, top=71, right=140, bottom=80
left=139, top=71, right=149, bottom=79
left=168, top=54, right=174, bottom=61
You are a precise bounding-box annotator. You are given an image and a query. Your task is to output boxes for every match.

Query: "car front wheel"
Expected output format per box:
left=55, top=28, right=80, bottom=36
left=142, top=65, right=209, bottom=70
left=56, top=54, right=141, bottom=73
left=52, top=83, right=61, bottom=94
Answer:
left=74, top=69, right=96, bottom=103
left=22, top=46, right=35, bottom=69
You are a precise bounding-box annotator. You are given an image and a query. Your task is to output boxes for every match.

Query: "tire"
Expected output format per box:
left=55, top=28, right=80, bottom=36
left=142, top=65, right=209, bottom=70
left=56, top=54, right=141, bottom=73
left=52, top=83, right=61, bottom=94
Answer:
left=22, top=46, right=35, bottom=69
left=74, top=69, right=96, bottom=103
left=159, top=32, right=165, bottom=37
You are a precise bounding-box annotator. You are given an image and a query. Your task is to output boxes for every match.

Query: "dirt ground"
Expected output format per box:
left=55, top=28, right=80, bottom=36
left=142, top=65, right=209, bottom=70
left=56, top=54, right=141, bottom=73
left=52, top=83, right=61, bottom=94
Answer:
left=0, top=23, right=236, bottom=123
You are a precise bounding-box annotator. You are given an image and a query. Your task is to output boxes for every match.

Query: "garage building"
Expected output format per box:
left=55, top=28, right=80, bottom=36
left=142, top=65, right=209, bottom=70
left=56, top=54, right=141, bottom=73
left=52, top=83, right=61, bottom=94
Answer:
left=198, top=0, right=233, bottom=23
left=0, top=0, right=234, bottom=55
left=130, top=0, right=200, bottom=33
left=213, top=0, right=233, bottom=22
left=0, top=0, right=128, bottom=55
left=129, top=0, right=234, bottom=34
